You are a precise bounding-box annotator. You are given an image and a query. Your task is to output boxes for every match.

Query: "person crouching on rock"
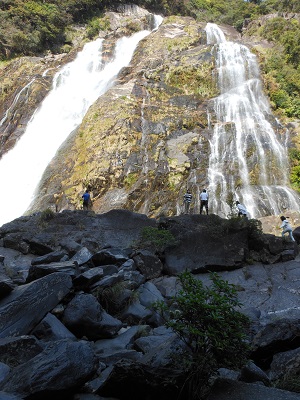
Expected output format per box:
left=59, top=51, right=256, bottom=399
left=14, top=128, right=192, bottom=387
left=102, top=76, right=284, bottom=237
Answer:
left=236, top=201, right=248, bottom=219
left=280, top=216, right=295, bottom=242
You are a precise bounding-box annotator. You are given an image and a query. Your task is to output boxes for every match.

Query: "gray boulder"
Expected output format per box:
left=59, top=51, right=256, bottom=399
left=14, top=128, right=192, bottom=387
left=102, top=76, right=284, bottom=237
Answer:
left=269, top=347, right=300, bottom=381
left=0, top=274, right=15, bottom=299
left=94, top=325, right=150, bottom=357
left=31, top=250, right=68, bottom=265
left=0, top=336, right=43, bottom=368
left=73, top=267, right=104, bottom=289
left=31, top=312, right=76, bottom=342
left=120, top=299, right=153, bottom=325
left=0, top=339, right=97, bottom=397
left=63, top=293, right=122, bottom=340
left=133, top=250, right=163, bottom=279
left=26, top=260, right=79, bottom=282
left=239, top=361, right=270, bottom=386
left=163, top=214, right=249, bottom=274
left=71, top=246, right=94, bottom=266
left=0, top=392, right=23, bottom=400
left=0, top=272, right=72, bottom=338
left=3, top=234, right=30, bottom=254
left=0, top=363, right=10, bottom=385
left=92, top=248, right=129, bottom=267
left=207, top=378, right=300, bottom=400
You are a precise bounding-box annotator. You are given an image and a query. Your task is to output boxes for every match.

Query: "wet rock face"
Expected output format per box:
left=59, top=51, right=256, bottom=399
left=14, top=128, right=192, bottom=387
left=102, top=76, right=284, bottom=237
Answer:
left=23, top=15, right=218, bottom=217
left=1, top=10, right=293, bottom=219
left=0, top=53, right=76, bottom=158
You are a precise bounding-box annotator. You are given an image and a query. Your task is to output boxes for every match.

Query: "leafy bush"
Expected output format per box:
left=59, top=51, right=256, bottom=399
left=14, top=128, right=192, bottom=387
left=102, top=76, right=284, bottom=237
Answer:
left=138, top=226, right=177, bottom=253
left=152, top=271, right=250, bottom=399
left=289, top=149, right=300, bottom=190
left=39, top=208, right=55, bottom=222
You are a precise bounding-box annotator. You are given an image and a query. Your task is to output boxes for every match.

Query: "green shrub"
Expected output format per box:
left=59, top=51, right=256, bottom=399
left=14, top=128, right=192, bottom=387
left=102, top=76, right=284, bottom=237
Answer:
left=152, top=271, right=250, bottom=399
left=138, top=226, right=177, bottom=253
left=39, top=208, right=55, bottom=222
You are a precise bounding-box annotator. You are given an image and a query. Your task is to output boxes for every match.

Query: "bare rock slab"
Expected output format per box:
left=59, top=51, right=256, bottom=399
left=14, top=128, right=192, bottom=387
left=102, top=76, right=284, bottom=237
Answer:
left=0, top=272, right=72, bottom=338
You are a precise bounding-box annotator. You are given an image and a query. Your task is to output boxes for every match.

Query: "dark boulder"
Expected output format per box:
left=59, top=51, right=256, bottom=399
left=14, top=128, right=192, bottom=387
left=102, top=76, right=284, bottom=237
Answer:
left=92, top=248, right=130, bottom=267
left=0, top=339, right=97, bottom=397
left=26, top=261, right=79, bottom=282
left=132, top=250, right=163, bottom=279
left=31, top=313, right=76, bottom=342
left=0, top=274, right=15, bottom=299
left=0, top=272, right=72, bottom=338
left=0, top=336, right=43, bottom=368
left=31, top=250, right=68, bottom=265
left=163, top=215, right=249, bottom=274
left=62, top=293, right=122, bottom=340
left=207, top=378, right=300, bottom=400
left=97, top=359, right=184, bottom=400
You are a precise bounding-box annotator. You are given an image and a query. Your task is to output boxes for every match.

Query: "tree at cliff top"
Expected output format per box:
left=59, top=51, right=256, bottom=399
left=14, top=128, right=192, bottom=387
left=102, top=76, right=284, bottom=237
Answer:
left=1, top=0, right=299, bottom=59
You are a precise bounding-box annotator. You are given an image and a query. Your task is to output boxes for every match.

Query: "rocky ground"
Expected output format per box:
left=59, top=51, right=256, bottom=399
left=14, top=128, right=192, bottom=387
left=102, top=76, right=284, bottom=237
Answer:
left=1, top=209, right=300, bottom=399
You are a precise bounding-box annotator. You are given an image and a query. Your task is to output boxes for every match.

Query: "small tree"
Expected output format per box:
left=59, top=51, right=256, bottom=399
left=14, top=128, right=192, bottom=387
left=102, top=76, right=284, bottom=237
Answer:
left=153, top=271, right=250, bottom=399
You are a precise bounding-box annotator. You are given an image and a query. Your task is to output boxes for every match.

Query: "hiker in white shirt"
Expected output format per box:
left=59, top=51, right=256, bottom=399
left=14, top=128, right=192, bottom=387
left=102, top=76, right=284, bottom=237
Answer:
left=200, top=189, right=208, bottom=215
left=236, top=201, right=248, bottom=219
left=280, top=216, right=295, bottom=242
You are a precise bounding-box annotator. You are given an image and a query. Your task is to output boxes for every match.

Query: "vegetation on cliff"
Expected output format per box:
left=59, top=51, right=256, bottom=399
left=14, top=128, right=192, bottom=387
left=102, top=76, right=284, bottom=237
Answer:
left=0, top=0, right=299, bottom=58
left=153, top=271, right=250, bottom=399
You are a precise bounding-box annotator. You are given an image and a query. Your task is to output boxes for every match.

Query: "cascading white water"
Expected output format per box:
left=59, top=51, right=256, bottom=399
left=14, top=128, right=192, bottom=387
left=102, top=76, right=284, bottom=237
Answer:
left=0, top=15, right=163, bottom=227
left=205, top=23, right=300, bottom=218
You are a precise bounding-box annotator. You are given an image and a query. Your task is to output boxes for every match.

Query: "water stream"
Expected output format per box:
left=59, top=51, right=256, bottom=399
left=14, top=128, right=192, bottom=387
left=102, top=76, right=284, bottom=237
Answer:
left=205, top=23, right=300, bottom=218
left=0, top=16, right=163, bottom=226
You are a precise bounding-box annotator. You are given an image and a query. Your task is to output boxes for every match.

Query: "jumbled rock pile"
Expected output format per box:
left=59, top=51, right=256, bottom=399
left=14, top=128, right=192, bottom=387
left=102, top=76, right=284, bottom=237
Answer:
left=0, top=209, right=300, bottom=399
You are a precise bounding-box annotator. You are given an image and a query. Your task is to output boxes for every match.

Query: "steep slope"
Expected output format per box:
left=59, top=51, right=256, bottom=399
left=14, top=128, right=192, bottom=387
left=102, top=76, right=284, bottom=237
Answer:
left=29, top=16, right=221, bottom=216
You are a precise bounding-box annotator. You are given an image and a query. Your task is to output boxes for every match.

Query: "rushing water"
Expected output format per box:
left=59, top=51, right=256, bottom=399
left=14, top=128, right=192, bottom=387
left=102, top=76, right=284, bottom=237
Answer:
left=205, top=23, right=300, bottom=218
left=0, top=16, right=163, bottom=227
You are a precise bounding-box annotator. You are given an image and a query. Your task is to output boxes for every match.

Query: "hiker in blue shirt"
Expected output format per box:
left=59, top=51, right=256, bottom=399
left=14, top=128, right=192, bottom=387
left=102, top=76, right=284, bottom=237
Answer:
left=82, top=190, right=91, bottom=211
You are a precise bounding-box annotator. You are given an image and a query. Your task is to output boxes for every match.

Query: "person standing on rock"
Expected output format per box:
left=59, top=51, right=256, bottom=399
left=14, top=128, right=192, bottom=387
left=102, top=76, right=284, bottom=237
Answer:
left=183, top=189, right=193, bottom=214
left=82, top=189, right=91, bottom=211
left=200, top=189, right=208, bottom=215
left=280, top=216, right=295, bottom=242
left=236, top=201, right=248, bottom=219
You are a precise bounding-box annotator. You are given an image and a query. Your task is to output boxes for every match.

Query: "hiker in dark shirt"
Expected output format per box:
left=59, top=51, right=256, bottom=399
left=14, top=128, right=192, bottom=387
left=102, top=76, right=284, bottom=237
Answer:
left=183, top=189, right=193, bottom=214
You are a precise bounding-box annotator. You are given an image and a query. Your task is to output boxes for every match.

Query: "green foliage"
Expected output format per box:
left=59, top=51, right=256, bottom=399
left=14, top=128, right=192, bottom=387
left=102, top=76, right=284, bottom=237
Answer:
left=39, top=208, right=55, bottom=222
left=86, top=15, right=110, bottom=39
left=166, top=64, right=218, bottom=99
left=185, top=0, right=259, bottom=28
left=153, top=271, right=250, bottom=399
left=138, top=226, right=177, bottom=253
left=256, top=16, right=300, bottom=119
left=0, top=0, right=102, bottom=58
left=274, top=370, right=300, bottom=393
left=289, top=149, right=300, bottom=190
left=0, top=0, right=299, bottom=59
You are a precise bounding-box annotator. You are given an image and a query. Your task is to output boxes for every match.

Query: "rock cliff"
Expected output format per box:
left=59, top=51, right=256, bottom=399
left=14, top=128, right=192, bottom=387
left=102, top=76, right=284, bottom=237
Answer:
left=0, top=7, right=299, bottom=222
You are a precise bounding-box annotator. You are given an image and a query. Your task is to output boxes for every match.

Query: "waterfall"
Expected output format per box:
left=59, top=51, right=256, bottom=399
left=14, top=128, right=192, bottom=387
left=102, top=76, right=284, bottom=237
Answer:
left=205, top=23, right=300, bottom=218
left=0, top=15, right=163, bottom=227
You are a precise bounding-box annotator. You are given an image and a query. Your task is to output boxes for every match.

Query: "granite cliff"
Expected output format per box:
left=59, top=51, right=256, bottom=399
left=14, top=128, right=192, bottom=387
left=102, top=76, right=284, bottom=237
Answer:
left=1, top=6, right=299, bottom=221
